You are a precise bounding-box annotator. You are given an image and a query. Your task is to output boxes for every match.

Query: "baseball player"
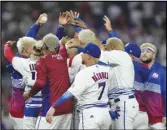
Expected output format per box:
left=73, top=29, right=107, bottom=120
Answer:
left=99, top=37, right=139, bottom=129
left=46, top=43, right=113, bottom=129
left=125, top=43, right=149, bottom=129
left=23, top=33, right=73, bottom=129
left=3, top=13, right=47, bottom=129
left=4, top=37, right=44, bottom=129
left=4, top=37, right=36, bottom=129
left=140, top=43, right=166, bottom=129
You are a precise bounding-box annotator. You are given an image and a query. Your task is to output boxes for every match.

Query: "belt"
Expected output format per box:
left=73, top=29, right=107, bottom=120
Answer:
left=77, top=104, right=109, bottom=113
left=114, top=95, right=135, bottom=103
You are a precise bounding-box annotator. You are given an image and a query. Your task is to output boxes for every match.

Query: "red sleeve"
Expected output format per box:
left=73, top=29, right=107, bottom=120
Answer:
left=4, top=43, right=15, bottom=63
left=29, top=58, right=47, bottom=97
left=59, top=43, right=68, bottom=60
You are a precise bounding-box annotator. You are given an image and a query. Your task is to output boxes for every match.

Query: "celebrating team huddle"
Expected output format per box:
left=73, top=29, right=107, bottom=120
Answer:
left=4, top=11, right=166, bottom=130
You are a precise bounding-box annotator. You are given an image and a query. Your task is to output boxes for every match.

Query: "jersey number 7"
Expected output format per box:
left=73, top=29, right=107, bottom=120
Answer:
left=98, top=82, right=106, bottom=100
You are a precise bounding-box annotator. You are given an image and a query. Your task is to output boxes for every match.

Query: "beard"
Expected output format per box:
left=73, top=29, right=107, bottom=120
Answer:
left=141, top=56, right=153, bottom=64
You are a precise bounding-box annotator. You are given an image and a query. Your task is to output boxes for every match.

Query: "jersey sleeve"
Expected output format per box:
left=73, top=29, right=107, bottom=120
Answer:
left=26, top=24, right=40, bottom=38
left=56, top=25, right=64, bottom=40
left=71, top=53, right=83, bottom=67
left=12, top=57, right=25, bottom=75
left=100, top=51, right=120, bottom=66
left=68, top=71, right=88, bottom=99
left=4, top=43, right=15, bottom=63
left=59, top=43, right=68, bottom=60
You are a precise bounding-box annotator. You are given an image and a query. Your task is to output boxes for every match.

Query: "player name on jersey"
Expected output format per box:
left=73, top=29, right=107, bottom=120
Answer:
left=92, top=72, right=108, bottom=82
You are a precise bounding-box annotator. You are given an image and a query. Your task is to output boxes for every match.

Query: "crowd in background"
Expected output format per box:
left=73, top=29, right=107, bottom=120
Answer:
left=1, top=2, right=166, bottom=129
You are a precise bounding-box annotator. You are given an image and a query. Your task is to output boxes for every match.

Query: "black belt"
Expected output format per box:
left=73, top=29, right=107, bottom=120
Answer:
left=114, top=95, right=135, bottom=103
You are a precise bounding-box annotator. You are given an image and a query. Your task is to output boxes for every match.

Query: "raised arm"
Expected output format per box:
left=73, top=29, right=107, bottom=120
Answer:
left=4, top=41, right=16, bottom=63
left=103, top=15, right=119, bottom=40
left=58, top=36, right=71, bottom=60
left=56, top=12, right=71, bottom=40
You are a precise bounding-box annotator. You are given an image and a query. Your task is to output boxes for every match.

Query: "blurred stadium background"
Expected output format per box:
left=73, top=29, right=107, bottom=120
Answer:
left=1, top=1, right=166, bottom=129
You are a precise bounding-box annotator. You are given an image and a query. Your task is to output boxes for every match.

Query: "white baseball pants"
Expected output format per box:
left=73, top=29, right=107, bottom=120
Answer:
left=9, top=114, right=23, bottom=129
left=110, top=98, right=139, bottom=129
left=79, top=107, right=112, bottom=129
left=23, top=116, right=38, bottom=129
left=149, top=122, right=166, bottom=129
left=133, top=111, right=149, bottom=129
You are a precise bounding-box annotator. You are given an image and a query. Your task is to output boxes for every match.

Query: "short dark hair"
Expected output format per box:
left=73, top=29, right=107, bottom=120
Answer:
left=63, top=24, right=75, bottom=38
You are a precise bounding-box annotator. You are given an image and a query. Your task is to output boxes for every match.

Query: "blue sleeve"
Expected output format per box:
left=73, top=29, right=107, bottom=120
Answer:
left=26, top=24, right=40, bottom=38
left=73, top=17, right=88, bottom=33
left=56, top=25, right=64, bottom=40
left=52, top=91, right=73, bottom=108
left=161, top=67, right=166, bottom=117
left=108, top=30, right=119, bottom=38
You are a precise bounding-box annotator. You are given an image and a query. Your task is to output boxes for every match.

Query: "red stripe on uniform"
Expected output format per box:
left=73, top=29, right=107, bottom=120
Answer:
left=69, top=56, right=74, bottom=67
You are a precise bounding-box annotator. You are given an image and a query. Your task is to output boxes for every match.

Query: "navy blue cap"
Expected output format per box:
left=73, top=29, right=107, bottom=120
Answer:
left=83, top=43, right=101, bottom=58
left=125, top=43, right=141, bottom=58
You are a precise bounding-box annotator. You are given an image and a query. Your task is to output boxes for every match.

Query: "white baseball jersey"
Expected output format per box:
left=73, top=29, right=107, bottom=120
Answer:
left=67, top=53, right=86, bottom=84
left=100, top=50, right=135, bottom=99
left=12, top=57, right=42, bottom=111
left=68, top=63, right=112, bottom=111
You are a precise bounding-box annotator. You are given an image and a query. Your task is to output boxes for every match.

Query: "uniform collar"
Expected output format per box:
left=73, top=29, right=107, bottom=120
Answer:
left=16, top=53, right=29, bottom=59
left=97, top=61, right=109, bottom=66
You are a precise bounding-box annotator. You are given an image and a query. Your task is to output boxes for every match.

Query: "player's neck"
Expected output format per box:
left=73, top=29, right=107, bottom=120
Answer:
left=147, top=60, right=155, bottom=69
left=30, top=54, right=41, bottom=61
left=19, top=52, right=30, bottom=58
left=85, top=59, right=98, bottom=67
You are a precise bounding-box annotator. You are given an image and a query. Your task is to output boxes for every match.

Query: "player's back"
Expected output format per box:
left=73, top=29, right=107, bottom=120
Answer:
left=12, top=57, right=42, bottom=116
left=41, top=54, right=72, bottom=115
left=100, top=50, right=134, bottom=89
left=72, top=63, right=112, bottom=111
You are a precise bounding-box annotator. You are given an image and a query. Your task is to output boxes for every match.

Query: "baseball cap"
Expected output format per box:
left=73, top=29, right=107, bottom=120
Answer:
left=125, top=43, right=141, bottom=58
left=83, top=42, right=101, bottom=58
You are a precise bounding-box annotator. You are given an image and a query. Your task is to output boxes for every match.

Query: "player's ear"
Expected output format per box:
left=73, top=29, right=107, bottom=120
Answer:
left=88, top=55, right=92, bottom=60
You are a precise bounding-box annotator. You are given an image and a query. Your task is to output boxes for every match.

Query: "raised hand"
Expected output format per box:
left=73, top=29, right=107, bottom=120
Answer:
left=65, top=38, right=81, bottom=49
left=103, top=15, right=112, bottom=32
left=61, top=36, right=71, bottom=46
left=6, top=40, right=16, bottom=47
left=59, top=11, right=70, bottom=26
left=35, top=13, right=48, bottom=25
left=71, top=20, right=87, bottom=29
left=69, top=10, right=80, bottom=19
